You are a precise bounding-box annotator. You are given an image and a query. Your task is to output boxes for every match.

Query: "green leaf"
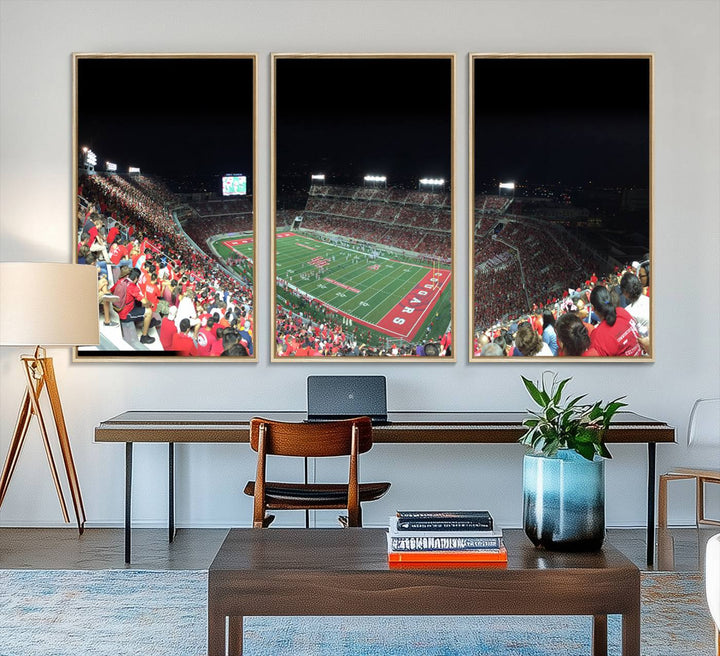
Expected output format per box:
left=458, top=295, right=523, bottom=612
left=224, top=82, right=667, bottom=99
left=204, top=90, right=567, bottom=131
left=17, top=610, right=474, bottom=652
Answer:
left=552, top=377, right=571, bottom=404
left=522, top=376, right=547, bottom=407
left=575, top=442, right=595, bottom=461
left=566, top=394, right=587, bottom=409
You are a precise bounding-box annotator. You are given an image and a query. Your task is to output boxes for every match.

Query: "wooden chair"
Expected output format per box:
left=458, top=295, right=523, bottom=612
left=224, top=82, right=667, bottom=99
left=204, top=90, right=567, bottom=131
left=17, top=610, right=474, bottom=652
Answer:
left=243, top=416, right=390, bottom=528
left=658, top=398, right=720, bottom=528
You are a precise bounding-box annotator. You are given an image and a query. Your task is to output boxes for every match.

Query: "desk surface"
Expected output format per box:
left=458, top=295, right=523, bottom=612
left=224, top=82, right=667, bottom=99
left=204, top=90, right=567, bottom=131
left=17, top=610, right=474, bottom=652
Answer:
left=95, top=410, right=675, bottom=444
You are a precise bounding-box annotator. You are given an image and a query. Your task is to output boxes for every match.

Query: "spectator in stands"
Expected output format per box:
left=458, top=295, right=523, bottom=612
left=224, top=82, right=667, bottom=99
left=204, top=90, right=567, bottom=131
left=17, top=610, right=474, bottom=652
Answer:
left=541, top=309, right=559, bottom=356
left=159, top=306, right=178, bottom=351
left=97, top=269, right=117, bottom=327
left=556, top=313, right=598, bottom=357
left=474, top=333, right=490, bottom=357
left=588, top=285, right=643, bottom=356
left=236, top=319, right=254, bottom=356
left=210, top=327, right=228, bottom=356
left=111, top=267, right=155, bottom=344
left=514, top=322, right=553, bottom=357
left=196, top=316, right=218, bottom=356
left=221, top=343, right=250, bottom=357
left=620, top=272, right=650, bottom=337
left=638, top=264, right=650, bottom=296
left=480, top=342, right=505, bottom=356
left=77, top=245, right=91, bottom=265
left=175, top=288, right=200, bottom=335
left=169, top=318, right=198, bottom=356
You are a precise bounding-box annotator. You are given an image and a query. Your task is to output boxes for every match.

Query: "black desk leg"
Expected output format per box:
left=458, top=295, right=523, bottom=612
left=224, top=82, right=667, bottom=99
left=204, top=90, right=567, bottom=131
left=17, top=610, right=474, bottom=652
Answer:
left=125, top=442, right=133, bottom=565
left=304, top=456, right=310, bottom=529
left=647, top=442, right=656, bottom=566
left=169, top=443, right=175, bottom=542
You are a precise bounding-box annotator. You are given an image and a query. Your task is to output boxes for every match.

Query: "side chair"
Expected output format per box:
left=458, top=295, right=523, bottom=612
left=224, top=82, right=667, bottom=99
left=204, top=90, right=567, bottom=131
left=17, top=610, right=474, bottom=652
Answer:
left=658, top=398, right=720, bottom=528
left=243, top=416, right=390, bottom=528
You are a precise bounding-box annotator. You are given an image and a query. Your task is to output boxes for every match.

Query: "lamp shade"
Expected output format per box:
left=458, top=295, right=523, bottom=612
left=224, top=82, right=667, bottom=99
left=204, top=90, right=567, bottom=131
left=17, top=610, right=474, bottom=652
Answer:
left=0, top=262, right=100, bottom=346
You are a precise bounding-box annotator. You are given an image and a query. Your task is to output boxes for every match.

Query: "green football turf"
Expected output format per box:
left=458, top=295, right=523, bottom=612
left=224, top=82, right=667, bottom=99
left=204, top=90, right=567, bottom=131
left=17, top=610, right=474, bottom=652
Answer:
left=212, top=231, right=452, bottom=343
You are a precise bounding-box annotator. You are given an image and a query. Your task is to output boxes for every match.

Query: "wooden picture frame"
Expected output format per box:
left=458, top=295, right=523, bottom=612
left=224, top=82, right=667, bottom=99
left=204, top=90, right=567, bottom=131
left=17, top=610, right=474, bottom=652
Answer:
left=272, top=54, right=455, bottom=361
left=469, top=54, right=653, bottom=362
left=73, top=54, right=257, bottom=361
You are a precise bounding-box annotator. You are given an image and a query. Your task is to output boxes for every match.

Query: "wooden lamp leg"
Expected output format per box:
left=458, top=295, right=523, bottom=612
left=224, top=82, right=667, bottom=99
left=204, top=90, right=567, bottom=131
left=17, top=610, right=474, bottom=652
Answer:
left=0, top=352, right=85, bottom=534
left=0, top=391, right=34, bottom=506
left=42, top=357, right=86, bottom=532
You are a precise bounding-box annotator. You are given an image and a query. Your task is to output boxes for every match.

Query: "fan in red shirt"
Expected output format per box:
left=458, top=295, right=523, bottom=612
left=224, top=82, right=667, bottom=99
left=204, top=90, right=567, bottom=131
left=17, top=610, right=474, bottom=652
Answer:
left=110, top=267, right=155, bottom=344
left=108, top=241, right=129, bottom=265
left=142, top=272, right=162, bottom=313
left=589, top=286, right=643, bottom=357
left=170, top=318, right=198, bottom=356
left=159, top=306, right=179, bottom=351
left=196, top=317, right=219, bottom=356
left=555, top=313, right=600, bottom=357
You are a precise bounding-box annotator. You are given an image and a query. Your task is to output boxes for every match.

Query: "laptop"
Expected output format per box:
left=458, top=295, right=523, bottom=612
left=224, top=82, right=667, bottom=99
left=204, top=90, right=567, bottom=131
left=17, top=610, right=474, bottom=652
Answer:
left=306, top=375, right=389, bottom=425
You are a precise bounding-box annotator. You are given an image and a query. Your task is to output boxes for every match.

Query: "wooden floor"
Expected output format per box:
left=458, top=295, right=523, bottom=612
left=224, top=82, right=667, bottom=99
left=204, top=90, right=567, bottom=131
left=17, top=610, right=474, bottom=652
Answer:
left=0, top=526, right=716, bottom=571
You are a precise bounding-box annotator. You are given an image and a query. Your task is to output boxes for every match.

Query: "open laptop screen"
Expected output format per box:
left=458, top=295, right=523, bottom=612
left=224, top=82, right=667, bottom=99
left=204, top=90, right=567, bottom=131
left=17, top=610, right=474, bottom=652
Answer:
left=306, top=375, right=388, bottom=424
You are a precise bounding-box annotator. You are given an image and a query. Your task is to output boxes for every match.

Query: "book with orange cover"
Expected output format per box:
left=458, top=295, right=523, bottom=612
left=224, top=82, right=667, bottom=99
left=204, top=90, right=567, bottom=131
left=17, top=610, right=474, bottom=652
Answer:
left=389, top=560, right=508, bottom=569
left=387, top=544, right=507, bottom=564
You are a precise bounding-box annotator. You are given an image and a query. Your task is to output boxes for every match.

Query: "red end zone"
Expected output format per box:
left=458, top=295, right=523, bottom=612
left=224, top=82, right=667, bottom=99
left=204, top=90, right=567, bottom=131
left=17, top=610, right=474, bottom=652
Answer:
left=375, top=268, right=451, bottom=340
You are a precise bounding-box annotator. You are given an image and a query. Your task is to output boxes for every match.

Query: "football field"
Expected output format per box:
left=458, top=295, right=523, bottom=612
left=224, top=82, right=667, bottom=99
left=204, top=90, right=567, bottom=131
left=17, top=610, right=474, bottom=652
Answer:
left=220, top=232, right=451, bottom=342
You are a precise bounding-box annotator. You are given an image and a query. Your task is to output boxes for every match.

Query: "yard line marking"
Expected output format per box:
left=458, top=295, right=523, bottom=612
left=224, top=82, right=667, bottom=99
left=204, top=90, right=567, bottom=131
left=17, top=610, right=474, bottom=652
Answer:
left=324, top=278, right=361, bottom=293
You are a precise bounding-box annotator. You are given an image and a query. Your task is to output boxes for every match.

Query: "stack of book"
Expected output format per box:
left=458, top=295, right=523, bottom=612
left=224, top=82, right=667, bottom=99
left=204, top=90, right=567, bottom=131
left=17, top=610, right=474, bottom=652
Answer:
left=387, top=510, right=507, bottom=567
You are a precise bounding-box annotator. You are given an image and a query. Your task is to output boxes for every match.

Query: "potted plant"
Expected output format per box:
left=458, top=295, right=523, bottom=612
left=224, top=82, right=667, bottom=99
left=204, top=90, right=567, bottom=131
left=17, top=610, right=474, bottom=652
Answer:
left=519, top=373, right=626, bottom=551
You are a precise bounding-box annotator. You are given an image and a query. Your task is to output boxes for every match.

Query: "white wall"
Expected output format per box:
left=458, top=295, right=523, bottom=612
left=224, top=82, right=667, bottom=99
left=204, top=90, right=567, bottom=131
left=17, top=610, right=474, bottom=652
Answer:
left=1, top=0, right=718, bottom=530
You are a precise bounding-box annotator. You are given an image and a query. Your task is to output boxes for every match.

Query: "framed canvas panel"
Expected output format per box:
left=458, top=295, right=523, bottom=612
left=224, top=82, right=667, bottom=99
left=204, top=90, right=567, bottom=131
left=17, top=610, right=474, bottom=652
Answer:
left=73, top=54, right=257, bottom=361
left=272, top=54, right=455, bottom=360
left=469, top=54, right=653, bottom=362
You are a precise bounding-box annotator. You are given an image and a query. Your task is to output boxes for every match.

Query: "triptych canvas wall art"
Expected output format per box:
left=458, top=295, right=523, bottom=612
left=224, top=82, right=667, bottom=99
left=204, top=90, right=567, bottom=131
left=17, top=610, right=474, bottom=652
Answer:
left=72, top=53, right=652, bottom=362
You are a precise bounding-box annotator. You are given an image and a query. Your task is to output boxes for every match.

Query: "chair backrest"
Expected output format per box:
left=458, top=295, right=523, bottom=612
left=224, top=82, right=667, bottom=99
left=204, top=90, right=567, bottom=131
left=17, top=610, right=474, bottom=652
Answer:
left=249, top=417, right=374, bottom=458
left=688, top=398, right=720, bottom=447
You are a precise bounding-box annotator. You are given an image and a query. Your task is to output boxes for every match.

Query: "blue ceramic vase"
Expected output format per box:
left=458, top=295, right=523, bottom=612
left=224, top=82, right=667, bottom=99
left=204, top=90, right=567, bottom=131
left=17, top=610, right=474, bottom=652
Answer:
left=522, top=448, right=606, bottom=551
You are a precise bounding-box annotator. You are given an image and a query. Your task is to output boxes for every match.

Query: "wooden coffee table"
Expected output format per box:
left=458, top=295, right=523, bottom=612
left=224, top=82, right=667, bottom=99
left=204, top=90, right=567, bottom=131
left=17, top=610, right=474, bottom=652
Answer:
left=208, top=528, right=640, bottom=656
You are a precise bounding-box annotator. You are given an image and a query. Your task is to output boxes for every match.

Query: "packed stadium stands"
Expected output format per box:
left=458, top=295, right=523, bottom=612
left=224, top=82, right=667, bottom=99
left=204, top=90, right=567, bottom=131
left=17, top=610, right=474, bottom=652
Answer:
left=78, top=172, right=254, bottom=356
left=295, top=184, right=451, bottom=261
left=473, top=195, right=605, bottom=332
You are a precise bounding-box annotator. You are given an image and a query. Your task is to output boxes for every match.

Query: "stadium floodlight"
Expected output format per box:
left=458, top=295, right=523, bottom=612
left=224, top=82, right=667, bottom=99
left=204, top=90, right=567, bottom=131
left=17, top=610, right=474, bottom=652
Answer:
left=498, top=181, right=515, bottom=197
left=128, top=166, right=141, bottom=174
left=363, top=174, right=387, bottom=188
left=311, top=174, right=326, bottom=181
left=419, top=178, right=445, bottom=189
left=84, top=149, right=97, bottom=167
left=106, top=161, right=117, bottom=172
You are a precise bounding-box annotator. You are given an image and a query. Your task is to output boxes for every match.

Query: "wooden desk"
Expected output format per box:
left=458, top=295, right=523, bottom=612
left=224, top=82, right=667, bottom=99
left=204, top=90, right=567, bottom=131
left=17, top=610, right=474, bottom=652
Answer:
left=94, top=411, right=675, bottom=564
left=207, top=528, right=641, bottom=656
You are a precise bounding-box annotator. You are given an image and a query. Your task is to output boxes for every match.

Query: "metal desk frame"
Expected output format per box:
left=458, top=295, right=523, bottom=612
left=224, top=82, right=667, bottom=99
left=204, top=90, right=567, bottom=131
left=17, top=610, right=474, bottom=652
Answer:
left=94, top=410, right=675, bottom=565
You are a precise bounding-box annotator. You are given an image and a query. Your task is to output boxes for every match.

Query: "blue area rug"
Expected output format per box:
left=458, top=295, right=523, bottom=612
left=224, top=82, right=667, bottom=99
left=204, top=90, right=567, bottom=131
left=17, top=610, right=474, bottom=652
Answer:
left=0, top=569, right=714, bottom=655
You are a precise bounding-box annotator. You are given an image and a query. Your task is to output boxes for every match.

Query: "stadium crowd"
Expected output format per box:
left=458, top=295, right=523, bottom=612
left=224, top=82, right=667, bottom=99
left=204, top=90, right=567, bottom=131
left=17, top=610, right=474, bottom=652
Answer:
left=296, top=185, right=451, bottom=261
left=473, top=265, right=651, bottom=358
left=78, top=172, right=254, bottom=356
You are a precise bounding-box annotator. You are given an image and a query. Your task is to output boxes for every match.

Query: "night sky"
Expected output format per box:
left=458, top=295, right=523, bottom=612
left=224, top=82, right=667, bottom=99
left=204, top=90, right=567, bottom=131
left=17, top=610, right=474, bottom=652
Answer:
left=77, top=57, right=254, bottom=192
left=275, top=57, right=452, bottom=195
left=473, top=57, right=651, bottom=189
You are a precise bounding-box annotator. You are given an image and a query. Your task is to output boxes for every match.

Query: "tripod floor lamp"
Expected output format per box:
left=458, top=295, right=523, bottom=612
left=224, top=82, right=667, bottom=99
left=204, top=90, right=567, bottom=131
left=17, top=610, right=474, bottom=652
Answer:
left=0, top=262, right=99, bottom=533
